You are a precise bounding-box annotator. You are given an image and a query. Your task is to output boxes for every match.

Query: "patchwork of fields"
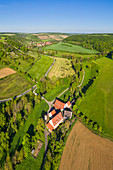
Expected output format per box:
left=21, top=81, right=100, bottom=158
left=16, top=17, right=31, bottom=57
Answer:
left=78, top=57, right=113, bottom=136
left=44, top=42, right=98, bottom=54
left=28, top=55, right=53, bottom=81
left=0, top=73, right=33, bottom=99
left=48, top=57, right=75, bottom=79
left=60, top=121, right=113, bottom=170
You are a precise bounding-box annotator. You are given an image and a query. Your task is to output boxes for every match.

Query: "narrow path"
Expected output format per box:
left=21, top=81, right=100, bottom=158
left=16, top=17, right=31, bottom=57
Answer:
left=57, top=87, right=69, bottom=98
left=45, top=57, right=55, bottom=77
left=78, top=70, right=85, bottom=87
left=44, top=128, right=48, bottom=151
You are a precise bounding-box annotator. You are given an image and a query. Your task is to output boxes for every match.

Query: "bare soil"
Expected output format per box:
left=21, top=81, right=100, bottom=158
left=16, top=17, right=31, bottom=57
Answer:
left=59, top=35, right=68, bottom=38
left=38, top=35, right=50, bottom=40
left=59, top=121, right=113, bottom=170
left=48, top=35, right=62, bottom=40
left=0, top=68, right=16, bottom=78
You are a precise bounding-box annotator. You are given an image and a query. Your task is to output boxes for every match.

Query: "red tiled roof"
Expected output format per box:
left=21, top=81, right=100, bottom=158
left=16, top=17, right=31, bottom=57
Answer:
left=54, top=99, right=65, bottom=110
left=67, top=101, right=71, bottom=107
left=51, top=110, right=56, bottom=116
left=46, top=123, right=54, bottom=132
left=52, top=112, right=63, bottom=126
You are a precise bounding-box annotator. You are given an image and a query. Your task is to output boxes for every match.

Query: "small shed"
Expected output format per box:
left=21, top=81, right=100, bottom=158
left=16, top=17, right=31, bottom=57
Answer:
left=64, top=109, right=72, bottom=119
left=31, top=140, right=43, bottom=158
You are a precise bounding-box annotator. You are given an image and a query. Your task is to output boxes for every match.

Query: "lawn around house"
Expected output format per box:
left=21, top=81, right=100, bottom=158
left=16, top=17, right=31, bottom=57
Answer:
left=78, top=57, right=113, bottom=137
left=44, top=42, right=98, bottom=54
left=28, top=55, right=53, bottom=81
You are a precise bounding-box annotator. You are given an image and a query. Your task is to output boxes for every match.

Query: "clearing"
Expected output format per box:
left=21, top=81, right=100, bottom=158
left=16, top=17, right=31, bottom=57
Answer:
left=60, top=121, right=113, bottom=170
left=44, top=42, right=98, bottom=54
left=0, top=73, right=33, bottom=99
left=48, top=57, right=75, bottom=79
left=78, top=57, right=113, bottom=137
left=28, top=55, right=53, bottom=81
left=0, top=68, right=16, bottom=79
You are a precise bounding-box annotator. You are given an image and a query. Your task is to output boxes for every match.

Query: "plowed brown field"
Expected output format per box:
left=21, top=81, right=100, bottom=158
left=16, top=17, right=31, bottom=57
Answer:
left=59, top=121, right=113, bottom=170
left=0, top=68, right=16, bottom=78
left=38, top=35, right=49, bottom=40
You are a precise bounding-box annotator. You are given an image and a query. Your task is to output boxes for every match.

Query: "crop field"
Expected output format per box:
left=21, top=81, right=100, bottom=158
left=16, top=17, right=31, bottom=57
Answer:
left=0, top=73, right=33, bottom=99
left=48, top=34, right=62, bottom=40
left=44, top=42, right=98, bottom=54
left=78, top=57, right=113, bottom=137
left=60, top=121, right=113, bottom=170
left=0, top=67, right=16, bottom=78
left=28, top=55, right=53, bottom=81
left=48, top=57, right=75, bottom=79
left=38, top=35, right=49, bottom=40
left=59, top=35, right=69, bottom=38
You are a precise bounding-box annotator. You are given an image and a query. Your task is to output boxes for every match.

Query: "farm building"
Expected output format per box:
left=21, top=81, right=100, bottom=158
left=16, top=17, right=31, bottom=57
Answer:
left=54, top=99, right=65, bottom=111
left=49, top=109, right=56, bottom=118
left=46, top=112, right=63, bottom=132
left=54, top=99, right=71, bottom=111
left=64, top=109, right=72, bottom=119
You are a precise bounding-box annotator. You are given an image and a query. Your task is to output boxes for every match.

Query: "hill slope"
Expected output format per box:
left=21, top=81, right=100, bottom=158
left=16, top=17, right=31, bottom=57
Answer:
left=78, top=57, right=113, bottom=136
left=44, top=42, right=98, bottom=54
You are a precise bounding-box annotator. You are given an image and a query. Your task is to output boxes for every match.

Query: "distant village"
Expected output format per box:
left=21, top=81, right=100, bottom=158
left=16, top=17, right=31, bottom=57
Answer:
left=27, top=41, right=52, bottom=48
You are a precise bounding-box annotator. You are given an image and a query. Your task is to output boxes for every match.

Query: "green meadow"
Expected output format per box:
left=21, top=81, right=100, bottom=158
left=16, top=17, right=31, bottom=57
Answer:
left=78, top=57, right=113, bottom=137
left=44, top=42, right=98, bottom=54
left=28, top=55, right=53, bottom=81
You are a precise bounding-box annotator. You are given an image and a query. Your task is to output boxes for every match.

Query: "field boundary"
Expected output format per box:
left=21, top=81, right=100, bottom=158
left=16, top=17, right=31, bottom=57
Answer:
left=72, top=109, right=113, bottom=142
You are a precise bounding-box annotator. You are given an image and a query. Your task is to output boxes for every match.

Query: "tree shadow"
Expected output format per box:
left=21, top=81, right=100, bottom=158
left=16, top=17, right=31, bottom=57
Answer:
left=27, top=124, right=35, bottom=137
left=82, top=78, right=94, bottom=94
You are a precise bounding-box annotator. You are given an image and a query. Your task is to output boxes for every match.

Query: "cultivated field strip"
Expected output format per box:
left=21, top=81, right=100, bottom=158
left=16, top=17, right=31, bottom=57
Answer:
left=60, top=121, right=113, bottom=170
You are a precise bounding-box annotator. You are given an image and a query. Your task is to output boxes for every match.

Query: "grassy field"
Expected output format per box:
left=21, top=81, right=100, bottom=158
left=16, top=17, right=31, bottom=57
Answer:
left=28, top=55, right=53, bottom=81
left=54, top=51, right=98, bottom=59
left=81, top=62, right=91, bottom=88
left=16, top=59, right=32, bottom=72
left=78, top=57, right=113, bottom=137
left=0, top=73, right=33, bottom=99
left=60, top=121, right=113, bottom=170
left=10, top=100, right=48, bottom=154
left=44, top=42, right=98, bottom=54
left=48, top=57, right=75, bottom=79
left=0, top=37, right=6, bottom=42
left=44, top=85, right=68, bottom=101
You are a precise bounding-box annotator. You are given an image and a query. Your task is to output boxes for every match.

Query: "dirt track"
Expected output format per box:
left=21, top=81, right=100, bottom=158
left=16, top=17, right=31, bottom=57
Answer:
left=59, top=121, right=113, bottom=170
